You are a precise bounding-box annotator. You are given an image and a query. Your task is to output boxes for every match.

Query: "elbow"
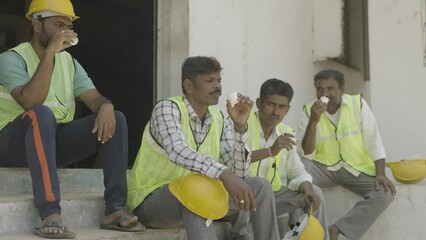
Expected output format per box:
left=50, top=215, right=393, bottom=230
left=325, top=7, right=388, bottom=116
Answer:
left=19, top=98, right=46, bottom=110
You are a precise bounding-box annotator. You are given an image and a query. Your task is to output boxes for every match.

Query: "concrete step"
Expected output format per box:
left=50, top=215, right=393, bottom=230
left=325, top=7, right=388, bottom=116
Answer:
left=0, top=193, right=105, bottom=235
left=0, top=168, right=105, bottom=195
left=0, top=224, right=231, bottom=240
left=0, top=168, right=232, bottom=239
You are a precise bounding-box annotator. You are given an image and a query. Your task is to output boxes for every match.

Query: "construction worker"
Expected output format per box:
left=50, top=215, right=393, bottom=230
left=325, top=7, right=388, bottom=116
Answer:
left=128, top=56, right=280, bottom=240
left=247, top=79, right=329, bottom=240
left=297, top=69, right=396, bottom=240
left=0, top=0, right=144, bottom=238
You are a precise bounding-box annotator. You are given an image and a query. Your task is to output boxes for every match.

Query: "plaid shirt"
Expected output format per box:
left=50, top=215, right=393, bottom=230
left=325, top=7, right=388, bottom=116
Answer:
left=149, top=97, right=251, bottom=179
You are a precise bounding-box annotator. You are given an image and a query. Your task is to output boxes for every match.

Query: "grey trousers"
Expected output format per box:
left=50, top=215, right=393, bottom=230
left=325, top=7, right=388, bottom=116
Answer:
left=275, top=185, right=330, bottom=240
left=133, top=176, right=280, bottom=240
left=302, top=158, right=394, bottom=240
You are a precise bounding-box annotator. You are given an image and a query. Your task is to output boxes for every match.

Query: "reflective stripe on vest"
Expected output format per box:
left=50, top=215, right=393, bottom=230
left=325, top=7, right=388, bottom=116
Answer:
left=127, top=96, right=224, bottom=211
left=247, top=112, right=293, bottom=191
left=304, top=94, right=375, bottom=176
left=0, top=42, right=75, bottom=130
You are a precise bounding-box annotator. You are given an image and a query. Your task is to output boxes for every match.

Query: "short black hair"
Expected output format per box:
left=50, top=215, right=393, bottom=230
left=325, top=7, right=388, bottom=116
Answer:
left=314, top=69, right=345, bottom=87
left=259, top=78, right=294, bottom=103
left=181, top=56, right=222, bottom=94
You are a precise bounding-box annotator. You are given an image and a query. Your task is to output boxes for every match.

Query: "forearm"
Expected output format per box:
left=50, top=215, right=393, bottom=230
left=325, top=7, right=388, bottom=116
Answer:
left=374, top=158, right=386, bottom=176
left=234, top=123, right=247, bottom=133
left=250, top=148, right=272, bottom=163
left=229, top=131, right=251, bottom=178
left=301, top=119, right=318, bottom=155
left=298, top=181, right=314, bottom=194
left=12, top=50, right=55, bottom=108
left=88, top=96, right=113, bottom=113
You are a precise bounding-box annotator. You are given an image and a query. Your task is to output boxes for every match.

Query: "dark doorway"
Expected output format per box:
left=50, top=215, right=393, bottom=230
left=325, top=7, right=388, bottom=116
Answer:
left=0, top=0, right=155, bottom=168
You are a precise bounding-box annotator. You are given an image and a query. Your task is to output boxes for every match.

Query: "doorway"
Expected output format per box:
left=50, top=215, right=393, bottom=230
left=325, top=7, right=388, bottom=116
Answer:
left=0, top=0, right=155, bottom=167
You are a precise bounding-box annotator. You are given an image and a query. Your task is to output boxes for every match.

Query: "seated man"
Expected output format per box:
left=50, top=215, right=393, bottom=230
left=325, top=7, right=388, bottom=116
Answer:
left=296, top=69, right=396, bottom=240
left=128, top=56, right=280, bottom=240
left=0, top=0, right=143, bottom=238
left=247, top=79, right=329, bottom=240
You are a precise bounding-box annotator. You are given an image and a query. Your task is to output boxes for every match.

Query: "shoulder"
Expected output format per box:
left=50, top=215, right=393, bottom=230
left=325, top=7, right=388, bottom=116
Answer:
left=0, top=50, right=27, bottom=78
left=0, top=50, right=24, bottom=65
left=154, top=98, right=177, bottom=109
left=152, top=99, right=180, bottom=117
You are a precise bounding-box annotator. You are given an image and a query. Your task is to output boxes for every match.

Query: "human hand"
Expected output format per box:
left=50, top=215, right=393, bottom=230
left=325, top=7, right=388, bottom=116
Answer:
left=219, top=170, right=257, bottom=211
left=309, top=99, right=327, bottom=123
left=304, top=191, right=320, bottom=212
left=47, top=30, right=78, bottom=53
left=375, top=174, right=396, bottom=196
left=270, top=132, right=296, bottom=155
left=92, top=103, right=116, bottom=144
left=226, top=93, right=253, bottom=133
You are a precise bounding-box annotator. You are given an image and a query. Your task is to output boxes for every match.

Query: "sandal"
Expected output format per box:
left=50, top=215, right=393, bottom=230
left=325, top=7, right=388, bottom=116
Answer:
left=33, top=220, right=76, bottom=239
left=99, top=210, right=145, bottom=232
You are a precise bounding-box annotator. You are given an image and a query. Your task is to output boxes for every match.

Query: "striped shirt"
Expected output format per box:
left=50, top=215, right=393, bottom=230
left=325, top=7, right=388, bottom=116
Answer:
left=149, top=97, right=251, bottom=179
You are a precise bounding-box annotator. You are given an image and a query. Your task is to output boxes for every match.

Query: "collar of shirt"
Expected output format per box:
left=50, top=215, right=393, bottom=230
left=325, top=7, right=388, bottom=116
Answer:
left=255, top=111, right=277, bottom=147
left=183, top=97, right=213, bottom=126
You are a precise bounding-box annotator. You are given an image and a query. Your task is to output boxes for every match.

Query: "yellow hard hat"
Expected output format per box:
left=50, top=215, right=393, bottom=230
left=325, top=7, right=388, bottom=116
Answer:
left=298, top=214, right=324, bottom=240
left=386, top=159, right=426, bottom=184
left=169, top=173, right=229, bottom=220
left=283, top=208, right=324, bottom=240
left=26, top=0, right=79, bottom=21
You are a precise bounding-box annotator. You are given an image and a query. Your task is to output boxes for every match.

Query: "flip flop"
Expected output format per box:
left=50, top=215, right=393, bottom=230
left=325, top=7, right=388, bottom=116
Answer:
left=100, top=211, right=145, bottom=232
left=33, top=221, right=76, bottom=239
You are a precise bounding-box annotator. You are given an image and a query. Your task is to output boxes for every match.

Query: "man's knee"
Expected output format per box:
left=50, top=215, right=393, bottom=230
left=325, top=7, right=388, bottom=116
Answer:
left=369, top=185, right=394, bottom=209
left=114, top=111, right=127, bottom=126
left=378, top=188, right=394, bottom=206
left=312, top=184, right=325, bottom=201
left=246, top=176, right=273, bottom=197
left=26, top=105, right=56, bottom=123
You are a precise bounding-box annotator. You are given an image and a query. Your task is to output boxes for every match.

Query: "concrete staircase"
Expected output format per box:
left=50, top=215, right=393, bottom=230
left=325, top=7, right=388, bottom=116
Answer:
left=3, top=167, right=425, bottom=240
left=0, top=168, right=231, bottom=240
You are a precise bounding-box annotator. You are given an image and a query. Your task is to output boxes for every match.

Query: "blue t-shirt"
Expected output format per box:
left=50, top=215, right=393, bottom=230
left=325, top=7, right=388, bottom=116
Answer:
left=0, top=48, right=95, bottom=98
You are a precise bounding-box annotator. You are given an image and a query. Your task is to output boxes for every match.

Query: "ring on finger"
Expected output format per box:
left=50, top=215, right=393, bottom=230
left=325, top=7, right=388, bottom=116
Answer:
left=239, top=199, right=245, bottom=204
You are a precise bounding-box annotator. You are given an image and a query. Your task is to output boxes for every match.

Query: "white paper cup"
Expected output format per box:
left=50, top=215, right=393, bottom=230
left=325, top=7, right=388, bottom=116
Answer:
left=227, top=92, right=239, bottom=108
left=320, top=96, right=329, bottom=104
left=69, top=37, right=79, bottom=46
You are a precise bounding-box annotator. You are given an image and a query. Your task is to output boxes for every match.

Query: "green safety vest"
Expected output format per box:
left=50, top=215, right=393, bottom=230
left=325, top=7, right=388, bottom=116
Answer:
left=304, top=94, right=375, bottom=176
left=247, top=112, right=293, bottom=192
left=127, top=96, right=224, bottom=211
left=0, top=42, right=75, bottom=130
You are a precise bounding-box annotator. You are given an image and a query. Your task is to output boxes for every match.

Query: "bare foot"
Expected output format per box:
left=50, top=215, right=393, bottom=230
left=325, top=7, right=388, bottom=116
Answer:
left=329, top=224, right=340, bottom=240
left=41, top=213, right=63, bottom=234
left=102, top=209, right=139, bottom=227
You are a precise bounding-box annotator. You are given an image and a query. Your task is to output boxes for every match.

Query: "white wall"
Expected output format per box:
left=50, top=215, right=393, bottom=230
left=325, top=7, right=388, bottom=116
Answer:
left=369, top=0, right=426, bottom=161
left=188, top=0, right=317, bottom=129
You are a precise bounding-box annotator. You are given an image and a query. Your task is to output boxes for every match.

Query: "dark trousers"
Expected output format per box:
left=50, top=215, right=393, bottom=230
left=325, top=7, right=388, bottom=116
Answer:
left=0, top=105, right=129, bottom=220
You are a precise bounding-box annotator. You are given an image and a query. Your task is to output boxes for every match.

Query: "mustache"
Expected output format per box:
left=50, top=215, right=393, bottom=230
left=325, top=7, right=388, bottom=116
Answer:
left=268, top=114, right=280, bottom=119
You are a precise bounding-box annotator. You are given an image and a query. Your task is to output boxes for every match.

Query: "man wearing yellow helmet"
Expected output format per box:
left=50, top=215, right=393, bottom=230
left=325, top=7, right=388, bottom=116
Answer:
left=247, top=79, right=329, bottom=240
left=128, top=56, right=281, bottom=240
left=297, top=69, right=396, bottom=240
left=0, top=0, right=143, bottom=238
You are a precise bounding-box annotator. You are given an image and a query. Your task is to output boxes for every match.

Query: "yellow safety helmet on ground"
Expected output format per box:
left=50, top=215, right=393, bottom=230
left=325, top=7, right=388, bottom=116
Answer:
left=26, top=0, right=79, bottom=21
left=386, top=159, right=426, bottom=184
left=169, top=173, right=229, bottom=220
left=283, top=210, right=324, bottom=240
